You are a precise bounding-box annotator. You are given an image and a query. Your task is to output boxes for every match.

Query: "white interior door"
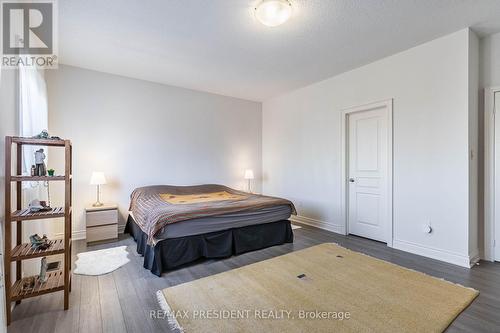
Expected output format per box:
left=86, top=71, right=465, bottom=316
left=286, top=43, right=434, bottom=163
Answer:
left=495, top=91, right=500, bottom=261
left=348, top=107, right=389, bottom=243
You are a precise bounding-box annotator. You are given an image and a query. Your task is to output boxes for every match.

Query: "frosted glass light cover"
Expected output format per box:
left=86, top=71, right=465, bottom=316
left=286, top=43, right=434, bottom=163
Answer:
left=255, top=0, right=292, bottom=27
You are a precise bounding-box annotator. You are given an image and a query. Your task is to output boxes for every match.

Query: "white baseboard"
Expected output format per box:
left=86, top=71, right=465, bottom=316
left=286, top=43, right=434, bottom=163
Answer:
left=291, top=216, right=478, bottom=269
left=469, top=249, right=481, bottom=267
left=290, top=215, right=346, bottom=235
left=393, top=238, right=475, bottom=268
left=55, top=229, right=86, bottom=241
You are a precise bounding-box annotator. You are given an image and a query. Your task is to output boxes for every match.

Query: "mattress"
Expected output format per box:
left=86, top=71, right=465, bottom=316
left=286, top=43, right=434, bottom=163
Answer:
left=132, top=204, right=292, bottom=240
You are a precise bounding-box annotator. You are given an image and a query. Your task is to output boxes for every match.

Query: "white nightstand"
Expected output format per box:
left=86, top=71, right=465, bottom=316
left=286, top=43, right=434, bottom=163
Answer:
left=85, top=204, right=118, bottom=243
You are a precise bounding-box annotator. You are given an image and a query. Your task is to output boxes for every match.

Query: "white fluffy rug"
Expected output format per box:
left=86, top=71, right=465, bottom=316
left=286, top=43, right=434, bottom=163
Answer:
left=74, top=246, right=130, bottom=276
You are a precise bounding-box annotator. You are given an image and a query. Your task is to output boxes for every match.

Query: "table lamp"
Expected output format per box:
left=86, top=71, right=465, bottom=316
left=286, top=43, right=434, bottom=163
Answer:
left=244, top=169, right=254, bottom=193
left=90, top=172, right=106, bottom=207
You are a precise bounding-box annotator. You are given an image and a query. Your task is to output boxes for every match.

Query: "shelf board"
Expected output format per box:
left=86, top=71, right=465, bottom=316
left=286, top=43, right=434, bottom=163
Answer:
left=11, top=239, right=67, bottom=261
left=11, top=137, right=67, bottom=147
left=11, top=207, right=69, bottom=221
left=11, top=271, right=66, bottom=301
left=10, top=175, right=69, bottom=182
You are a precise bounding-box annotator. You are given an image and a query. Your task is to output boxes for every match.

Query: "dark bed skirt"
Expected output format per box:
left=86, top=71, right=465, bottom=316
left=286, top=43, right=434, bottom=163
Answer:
left=125, top=215, right=294, bottom=276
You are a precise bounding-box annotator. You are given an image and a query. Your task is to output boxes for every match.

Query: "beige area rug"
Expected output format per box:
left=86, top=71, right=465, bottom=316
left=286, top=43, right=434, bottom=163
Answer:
left=157, top=243, right=478, bottom=333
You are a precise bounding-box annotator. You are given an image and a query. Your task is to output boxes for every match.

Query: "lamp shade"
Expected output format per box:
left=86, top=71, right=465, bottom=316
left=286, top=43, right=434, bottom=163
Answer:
left=244, top=169, right=254, bottom=180
left=90, top=172, right=106, bottom=185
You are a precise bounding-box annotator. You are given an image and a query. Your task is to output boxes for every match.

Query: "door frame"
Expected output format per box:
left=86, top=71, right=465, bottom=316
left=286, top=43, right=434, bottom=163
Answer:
left=484, top=86, right=500, bottom=261
left=341, top=99, right=394, bottom=247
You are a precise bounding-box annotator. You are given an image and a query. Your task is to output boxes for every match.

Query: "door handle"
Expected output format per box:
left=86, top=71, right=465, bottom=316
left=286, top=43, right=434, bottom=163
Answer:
left=349, top=178, right=355, bottom=183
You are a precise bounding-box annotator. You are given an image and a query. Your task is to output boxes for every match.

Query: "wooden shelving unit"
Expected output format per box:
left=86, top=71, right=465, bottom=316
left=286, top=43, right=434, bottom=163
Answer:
left=4, top=136, right=72, bottom=325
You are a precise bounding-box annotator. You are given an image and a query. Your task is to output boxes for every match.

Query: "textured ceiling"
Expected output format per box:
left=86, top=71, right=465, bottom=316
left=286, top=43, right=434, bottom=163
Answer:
left=59, top=0, right=500, bottom=102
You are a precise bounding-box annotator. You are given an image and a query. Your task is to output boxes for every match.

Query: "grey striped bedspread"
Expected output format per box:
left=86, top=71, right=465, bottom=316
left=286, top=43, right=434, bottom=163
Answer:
left=129, top=184, right=296, bottom=245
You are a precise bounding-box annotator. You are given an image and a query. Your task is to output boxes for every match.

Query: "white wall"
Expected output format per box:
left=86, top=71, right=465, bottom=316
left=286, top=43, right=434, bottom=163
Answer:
left=0, top=68, right=18, bottom=330
left=45, top=65, right=262, bottom=237
left=263, top=29, right=477, bottom=267
left=480, top=31, right=500, bottom=89
left=0, top=69, right=17, bottom=234
left=480, top=31, right=500, bottom=260
left=468, top=30, right=479, bottom=262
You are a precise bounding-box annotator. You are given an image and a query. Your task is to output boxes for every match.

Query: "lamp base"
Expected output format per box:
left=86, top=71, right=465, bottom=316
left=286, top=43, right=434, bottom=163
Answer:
left=93, top=184, right=104, bottom=207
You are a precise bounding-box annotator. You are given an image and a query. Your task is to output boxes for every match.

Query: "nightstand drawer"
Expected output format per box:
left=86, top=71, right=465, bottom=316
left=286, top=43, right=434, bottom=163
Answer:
left=86, top=209, right=118, bottom=227
left=87, top=224, right=117, bottom=242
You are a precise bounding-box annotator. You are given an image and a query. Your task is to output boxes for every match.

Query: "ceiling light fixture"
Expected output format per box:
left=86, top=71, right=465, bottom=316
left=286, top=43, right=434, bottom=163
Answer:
left=254, top=0, right=293, bottom=27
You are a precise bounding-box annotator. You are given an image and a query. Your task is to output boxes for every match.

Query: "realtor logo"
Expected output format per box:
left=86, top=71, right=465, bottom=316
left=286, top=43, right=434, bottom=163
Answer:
left=1, top=0, right=58, bottom=68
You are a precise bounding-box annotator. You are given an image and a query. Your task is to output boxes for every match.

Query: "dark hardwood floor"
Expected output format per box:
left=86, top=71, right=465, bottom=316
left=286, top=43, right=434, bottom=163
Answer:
left=8, top=224, right=500, bottom=332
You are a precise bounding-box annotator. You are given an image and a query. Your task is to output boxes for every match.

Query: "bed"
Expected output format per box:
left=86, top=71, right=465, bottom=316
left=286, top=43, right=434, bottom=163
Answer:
left=125, top=184, right=296, bottom=276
